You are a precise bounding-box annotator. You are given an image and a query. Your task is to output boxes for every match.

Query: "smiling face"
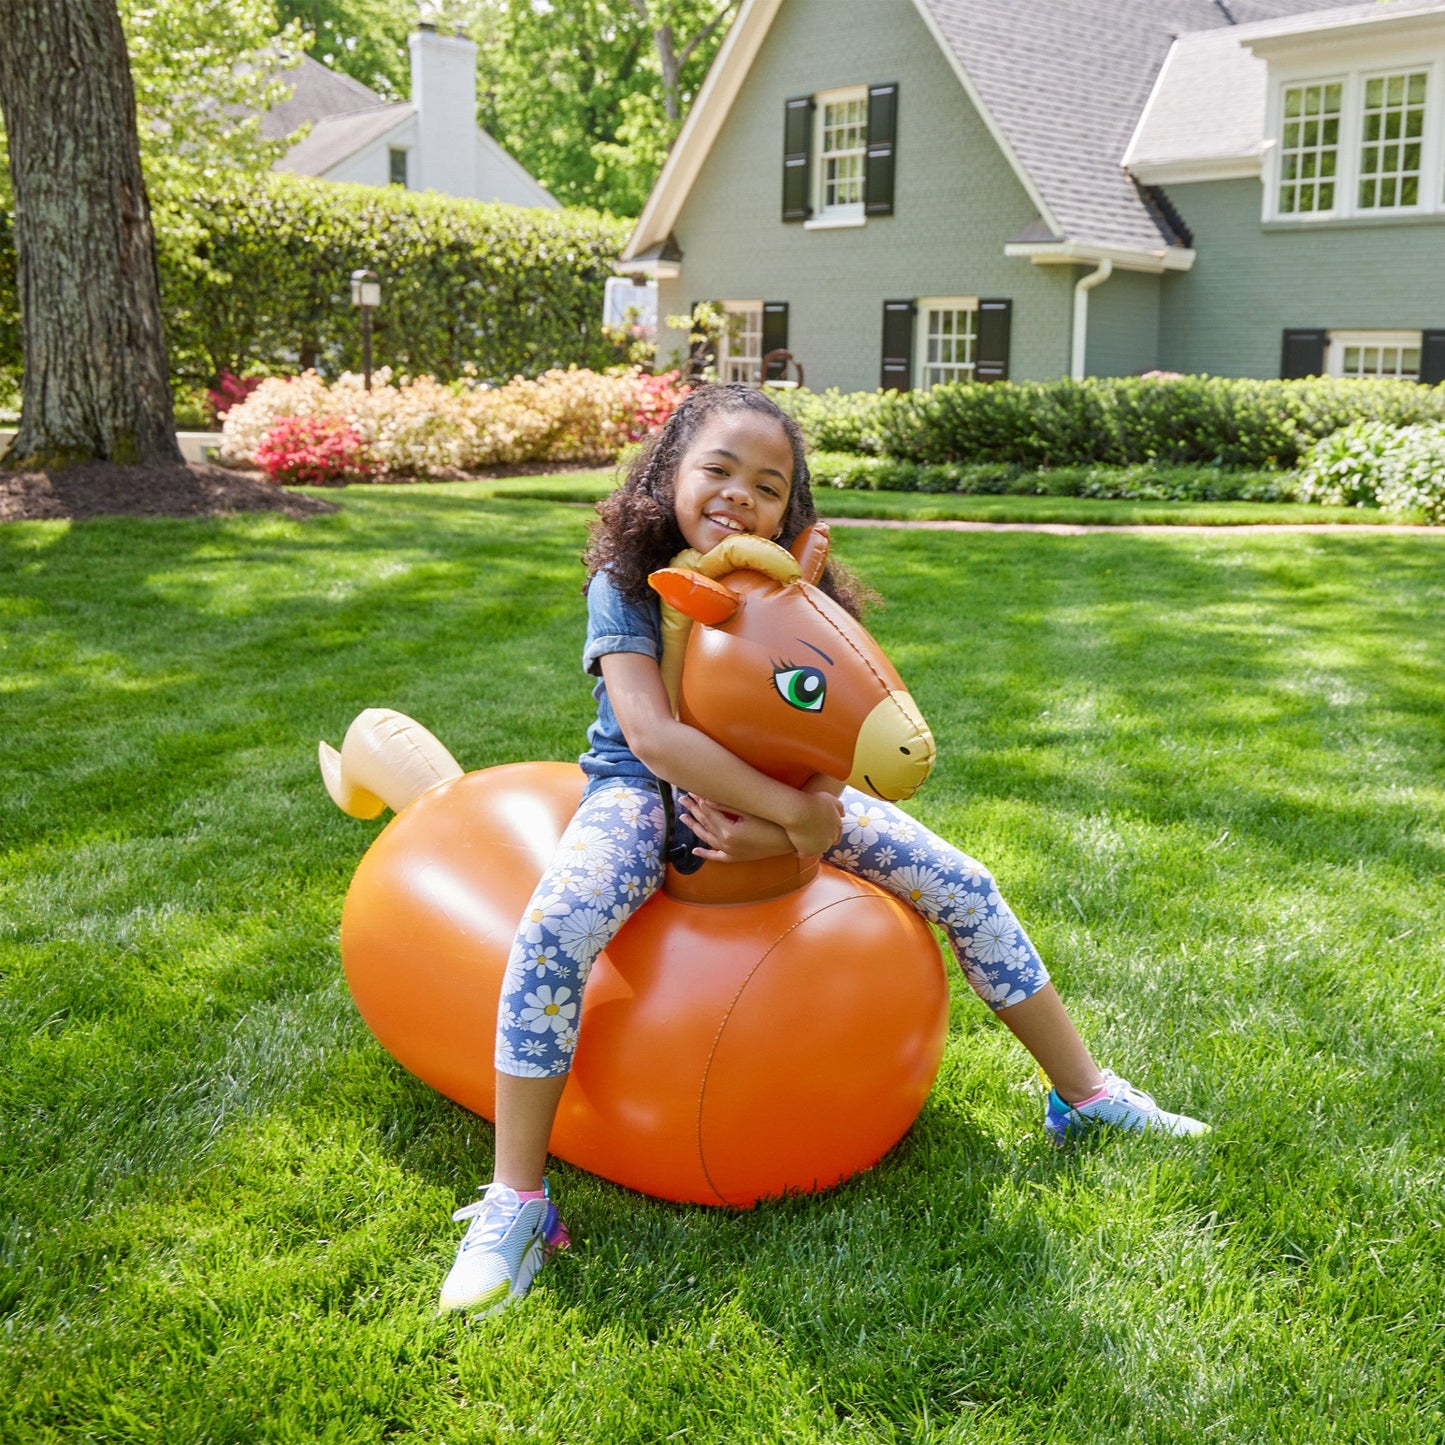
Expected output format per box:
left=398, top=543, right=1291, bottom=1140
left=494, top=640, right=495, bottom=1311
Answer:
left=671, top=410, right=794, bottom=555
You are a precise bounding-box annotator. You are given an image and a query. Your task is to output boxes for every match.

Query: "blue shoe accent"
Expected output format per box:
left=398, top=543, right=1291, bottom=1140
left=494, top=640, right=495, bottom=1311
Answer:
left=439, top=1180, right=570, bottom=1315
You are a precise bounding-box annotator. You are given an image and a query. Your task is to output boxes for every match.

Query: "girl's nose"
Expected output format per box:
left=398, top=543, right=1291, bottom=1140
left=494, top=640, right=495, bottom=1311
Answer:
left=720, top=478, right=754, bottom=506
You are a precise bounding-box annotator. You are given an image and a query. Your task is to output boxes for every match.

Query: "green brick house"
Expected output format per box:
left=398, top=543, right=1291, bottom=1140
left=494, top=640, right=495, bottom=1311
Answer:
left=618, top=0, right=1445, bottom=391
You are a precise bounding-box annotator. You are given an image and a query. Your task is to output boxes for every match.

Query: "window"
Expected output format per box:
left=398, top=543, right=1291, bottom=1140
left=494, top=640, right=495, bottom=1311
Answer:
left=718, top=301, right=764, bottom=383
left=1279, top=80, right=1341, bottom=214
left=817, top=89, right=867, bottom=219
left=1358, top=70, right=1428, bottom=209
left=1328, top=329, right=1422, bottom=380
left=388, top=147, right=408, bottom=187
left=1267, top=48, right=1445, bottom=222
left=918, top=299, right=978, bottom=388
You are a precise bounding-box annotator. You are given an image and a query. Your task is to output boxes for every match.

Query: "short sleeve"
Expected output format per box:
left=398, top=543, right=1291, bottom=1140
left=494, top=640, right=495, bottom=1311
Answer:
left=582, top=570, right=662, bottom=676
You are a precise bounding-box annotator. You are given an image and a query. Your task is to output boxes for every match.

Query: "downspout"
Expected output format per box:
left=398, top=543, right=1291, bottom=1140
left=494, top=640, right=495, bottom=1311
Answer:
left=1070, top=259, right=1113, bottom=380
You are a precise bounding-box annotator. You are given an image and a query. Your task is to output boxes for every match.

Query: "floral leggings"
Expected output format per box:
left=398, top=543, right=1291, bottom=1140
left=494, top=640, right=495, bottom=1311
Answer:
left=494, top=781, right=1052, bottom=1078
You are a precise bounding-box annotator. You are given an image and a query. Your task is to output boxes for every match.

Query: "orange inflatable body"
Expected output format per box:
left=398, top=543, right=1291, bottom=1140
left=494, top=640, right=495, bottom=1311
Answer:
left=341, top=761, right=948, bottom=1206
left=326, top=527, right=951, bottom=1206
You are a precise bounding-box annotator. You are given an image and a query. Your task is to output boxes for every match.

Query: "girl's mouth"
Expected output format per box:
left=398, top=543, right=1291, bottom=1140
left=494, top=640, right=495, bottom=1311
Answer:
left=706, top=512, right=748, bottom=534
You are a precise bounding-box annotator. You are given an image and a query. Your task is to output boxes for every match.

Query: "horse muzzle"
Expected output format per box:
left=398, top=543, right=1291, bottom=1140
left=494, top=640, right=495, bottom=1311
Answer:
left=846, top=690, right=935, bottom=801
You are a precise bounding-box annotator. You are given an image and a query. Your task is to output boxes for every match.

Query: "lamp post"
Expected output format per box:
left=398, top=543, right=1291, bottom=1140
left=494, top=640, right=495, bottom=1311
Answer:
left=350, top=269, right=381, bottom=391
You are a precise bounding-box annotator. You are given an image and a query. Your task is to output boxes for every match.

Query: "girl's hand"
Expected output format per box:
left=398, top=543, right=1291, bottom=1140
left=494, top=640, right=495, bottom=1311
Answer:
left=781, top=787, right=845, bottom=857
left=679, top=794, right=794, bottom=863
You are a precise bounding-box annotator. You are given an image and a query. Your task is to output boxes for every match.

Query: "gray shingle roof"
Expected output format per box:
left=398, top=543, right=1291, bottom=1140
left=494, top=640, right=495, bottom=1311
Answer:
left=259, top=55, right=385, bottom=142
left=274, top=102, right=415, bottom=177
left=1127, top=0, right=1445, bottom=176
left=916, top=0, right=1364, bottom=252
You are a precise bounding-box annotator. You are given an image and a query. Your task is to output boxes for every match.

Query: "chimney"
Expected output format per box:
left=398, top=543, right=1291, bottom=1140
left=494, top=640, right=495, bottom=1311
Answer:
left=407, top=22, right=478, bottom=197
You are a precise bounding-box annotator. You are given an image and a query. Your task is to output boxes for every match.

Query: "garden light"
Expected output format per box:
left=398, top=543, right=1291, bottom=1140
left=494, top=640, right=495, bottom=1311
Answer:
left=350, top=269, right=381, bottom=391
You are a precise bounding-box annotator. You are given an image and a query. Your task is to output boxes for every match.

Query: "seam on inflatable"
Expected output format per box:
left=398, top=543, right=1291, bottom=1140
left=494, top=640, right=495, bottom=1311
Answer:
left=695, top=891, right=894, bottom=1207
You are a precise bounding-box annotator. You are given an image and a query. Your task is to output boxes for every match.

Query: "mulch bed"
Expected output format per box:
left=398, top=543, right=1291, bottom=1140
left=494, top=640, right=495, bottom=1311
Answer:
left=0, top=461, right=339, bottom=523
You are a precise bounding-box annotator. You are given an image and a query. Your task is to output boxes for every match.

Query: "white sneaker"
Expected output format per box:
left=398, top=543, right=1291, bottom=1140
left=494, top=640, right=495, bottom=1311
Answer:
left=438, top=1181, right=570, bottom=1315
left=1045, top=1070, right=1210, bottom=1144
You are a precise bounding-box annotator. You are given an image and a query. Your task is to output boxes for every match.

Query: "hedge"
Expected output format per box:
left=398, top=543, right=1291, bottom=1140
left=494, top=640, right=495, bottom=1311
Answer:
left=873, top=374, right=1445, bottom=470
left=0, top=173, right=629, bottom=391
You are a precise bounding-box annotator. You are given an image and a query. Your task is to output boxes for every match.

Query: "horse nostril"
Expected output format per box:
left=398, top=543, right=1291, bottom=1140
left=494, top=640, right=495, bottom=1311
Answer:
left=899, top=746, right=910, bottom=755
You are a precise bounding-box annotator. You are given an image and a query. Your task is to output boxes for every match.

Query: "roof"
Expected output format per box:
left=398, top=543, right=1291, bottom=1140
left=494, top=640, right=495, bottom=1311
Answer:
left=275, top=102, right=415, bottom=176
left=914, top=0, right=1345, bottom=253
left=623, top=0, right=1371, bottom=267
left=1125, top=0, right=1445, bottom=181
left=259, top=55, right=385, bottom=141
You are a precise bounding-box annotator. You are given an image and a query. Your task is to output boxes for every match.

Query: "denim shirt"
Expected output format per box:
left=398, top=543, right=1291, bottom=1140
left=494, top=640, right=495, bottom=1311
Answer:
left=579, top=569, right=663, bottom=793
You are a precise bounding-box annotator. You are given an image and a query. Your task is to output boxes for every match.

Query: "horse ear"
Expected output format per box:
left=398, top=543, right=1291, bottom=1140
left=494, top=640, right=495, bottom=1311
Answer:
left=648, top=568, right=740, bottom=624
left=789, top=522, right=831, bottom=585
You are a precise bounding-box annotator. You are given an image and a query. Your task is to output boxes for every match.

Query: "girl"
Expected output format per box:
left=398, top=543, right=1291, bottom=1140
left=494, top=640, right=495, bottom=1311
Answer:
left=439, top=384, right=1207, bottom=1317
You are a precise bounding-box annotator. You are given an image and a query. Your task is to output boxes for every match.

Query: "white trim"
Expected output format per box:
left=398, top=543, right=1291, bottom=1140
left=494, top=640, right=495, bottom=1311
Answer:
left=1246, top=6, right=1445, bottom=65
left=802, top=214, right=868, bottom=230
left=622, top=0, right=783, bottom=262
left=613, top=257, right=682, bottom=280
left=813, top=84, right=869, bottom=220
left=1070, top=260, right=1112, bottom=381
left=1326, top=327, right=1424, bottom=379
left=717, top=299, right=765, bottom=384
left=1126, top=152, right=1264, bottom=186
left=1004, top=239, right=1196, bottom=273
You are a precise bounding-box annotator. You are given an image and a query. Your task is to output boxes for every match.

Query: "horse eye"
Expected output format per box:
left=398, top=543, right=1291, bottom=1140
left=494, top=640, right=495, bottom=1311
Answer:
left=773, top=666, right=826, bottom=712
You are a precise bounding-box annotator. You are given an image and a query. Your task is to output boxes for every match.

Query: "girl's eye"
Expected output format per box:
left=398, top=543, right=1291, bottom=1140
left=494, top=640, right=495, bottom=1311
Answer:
left=773, top=666, right=826, bottom=712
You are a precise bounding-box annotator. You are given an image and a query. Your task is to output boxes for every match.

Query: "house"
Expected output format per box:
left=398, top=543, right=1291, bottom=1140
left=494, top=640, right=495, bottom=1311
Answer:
left=264, top=22, right=557, bottom=210
left=618, top=0, right=1445, bottom=390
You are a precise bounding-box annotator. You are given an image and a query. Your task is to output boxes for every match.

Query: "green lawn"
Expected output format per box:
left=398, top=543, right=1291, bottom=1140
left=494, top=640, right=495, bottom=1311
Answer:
left=471, top=471, right=1417, bottom=528
left=3, top=484, right=1443, bottom=1443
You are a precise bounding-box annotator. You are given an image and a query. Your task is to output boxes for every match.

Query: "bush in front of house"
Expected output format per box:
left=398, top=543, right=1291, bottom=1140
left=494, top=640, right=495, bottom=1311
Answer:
left=865, top=375, right=1445, bottom=470
left=1298, top=420, right=1445, bottom=521
left=772, top=387, right=893, bottom=456
left=254, top=414, right=375, bottom=485
left=222, top=366, right=687, bottom=478
left=807, top=451, right=1297, bottom=501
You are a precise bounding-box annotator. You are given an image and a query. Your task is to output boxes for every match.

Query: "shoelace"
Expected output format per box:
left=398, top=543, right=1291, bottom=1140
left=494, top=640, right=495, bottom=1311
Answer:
left=451, top=1186, right=519, bottom=1253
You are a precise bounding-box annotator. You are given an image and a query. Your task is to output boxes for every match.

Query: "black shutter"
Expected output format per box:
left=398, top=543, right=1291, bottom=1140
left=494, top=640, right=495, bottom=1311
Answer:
left=865, top=83, right=898, bottom=216
left=1419, top=330, right=1445, bottom=386
left=975, top=299, right=1012, bottom=382
left=782, top=96, right=814, bottom=222
left=1280, top=328, right=1327, bottom=378
left=881, top=299, right=915, bottom=391
left=688, top=300, right=716, bottom=378
left=762, top=302, right=789, bottom=381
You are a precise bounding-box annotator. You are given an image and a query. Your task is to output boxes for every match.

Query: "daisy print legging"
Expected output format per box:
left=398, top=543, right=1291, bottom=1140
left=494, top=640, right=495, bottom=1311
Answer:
left=494, top=782, right=1051, bottom=1079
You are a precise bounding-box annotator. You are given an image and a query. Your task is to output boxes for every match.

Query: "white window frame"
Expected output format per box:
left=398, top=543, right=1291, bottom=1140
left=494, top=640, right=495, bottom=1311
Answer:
left=1263, top=45, right=1445, bottom=223
left=1355, top=66, right=1430, bottom=213
left=717, top=300, right=764, bottom=384
left=1326, top=329, right=1423, bottom=380
left=916, top=297, right=979, bottom=389
left=806, top=85, right=868, bottom=229
left=1276, top=77, right=1344, bottom=218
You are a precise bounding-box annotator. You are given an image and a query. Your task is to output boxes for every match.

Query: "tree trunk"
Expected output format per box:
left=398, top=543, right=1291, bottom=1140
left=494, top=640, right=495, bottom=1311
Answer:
left=0, top=0, right=180, bottom=468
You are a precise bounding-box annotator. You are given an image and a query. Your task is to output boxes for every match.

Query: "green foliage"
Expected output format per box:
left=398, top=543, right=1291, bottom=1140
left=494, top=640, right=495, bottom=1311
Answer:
left=274, top=0, right=418, bottom=99
left=808, top=452, right=1300, bottom=502
left=1299, top=419, right=1445, bottom=522
left=773, top=387, right=891, bottom=456
left=875, top=375, right=1445, bottom=469
left=154, top=172, right=629, bottom=385
left=3, top=499, right=1444, bottom=1441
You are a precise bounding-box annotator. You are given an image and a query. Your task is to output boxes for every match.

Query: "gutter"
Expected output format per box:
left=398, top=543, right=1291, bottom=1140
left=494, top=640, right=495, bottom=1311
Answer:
left=1071, top=259, right=1113, bottom=381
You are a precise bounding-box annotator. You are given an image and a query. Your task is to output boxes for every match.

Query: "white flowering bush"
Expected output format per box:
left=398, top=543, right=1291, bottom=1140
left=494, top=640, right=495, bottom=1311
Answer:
left=220, top=366, right=686, bottom=478
left=1298, top=420, right=1445, bottom=521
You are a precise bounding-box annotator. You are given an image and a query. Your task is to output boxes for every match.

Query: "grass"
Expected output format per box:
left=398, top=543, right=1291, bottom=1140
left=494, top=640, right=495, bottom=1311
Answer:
left=3, top=481, right=1444, bottom=1443
left=467, top=470, right=1419, bottom=527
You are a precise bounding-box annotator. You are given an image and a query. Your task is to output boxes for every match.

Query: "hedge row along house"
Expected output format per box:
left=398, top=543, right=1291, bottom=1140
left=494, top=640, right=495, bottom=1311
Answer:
left=265, top=21, right=556, bottom=210
left=618, top=0, right=1445, bottom=391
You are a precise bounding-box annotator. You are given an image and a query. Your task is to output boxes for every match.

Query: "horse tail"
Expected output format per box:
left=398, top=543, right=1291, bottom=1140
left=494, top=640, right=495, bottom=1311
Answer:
left=319, top=709, right=464, bottom=818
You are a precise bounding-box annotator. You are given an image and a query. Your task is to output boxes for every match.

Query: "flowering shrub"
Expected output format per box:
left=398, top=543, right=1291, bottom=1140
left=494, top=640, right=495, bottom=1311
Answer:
left=1299, top=420, right=1445, bottom=521
left=206, top=370, right=266, bottom=424
left=254, top=414, right=374, bottom=485
left=221, top=367, right=689, bottom=475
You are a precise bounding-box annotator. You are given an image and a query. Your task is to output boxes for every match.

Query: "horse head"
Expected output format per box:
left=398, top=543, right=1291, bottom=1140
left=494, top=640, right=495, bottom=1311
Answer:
left=648, top=523, right=935, bottom=803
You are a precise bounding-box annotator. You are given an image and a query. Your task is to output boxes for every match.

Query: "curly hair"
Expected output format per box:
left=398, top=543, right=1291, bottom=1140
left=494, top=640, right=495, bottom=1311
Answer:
left=582, top=383, right=869, bottom=618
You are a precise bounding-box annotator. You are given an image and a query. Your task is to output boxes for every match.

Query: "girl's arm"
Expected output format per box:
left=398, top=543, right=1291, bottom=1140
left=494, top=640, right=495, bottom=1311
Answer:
left=600, top=651, right=843, bottom=857
left=681, top=777, right=846, bottom=864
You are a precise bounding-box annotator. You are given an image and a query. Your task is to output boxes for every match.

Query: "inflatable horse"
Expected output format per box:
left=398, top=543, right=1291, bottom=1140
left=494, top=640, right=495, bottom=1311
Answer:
left=321, top=524, right=950, bottom=1206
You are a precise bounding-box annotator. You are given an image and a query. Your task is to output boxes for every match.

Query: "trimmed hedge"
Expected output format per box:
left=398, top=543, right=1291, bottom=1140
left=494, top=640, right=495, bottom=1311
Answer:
left=0, top=173, right=628, bottom=391
left=807, top=451, right=1298, bottom=502
left=798, top=375, right=1445, bottom=471
left=1298, top=420, right=1445, bottom=521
